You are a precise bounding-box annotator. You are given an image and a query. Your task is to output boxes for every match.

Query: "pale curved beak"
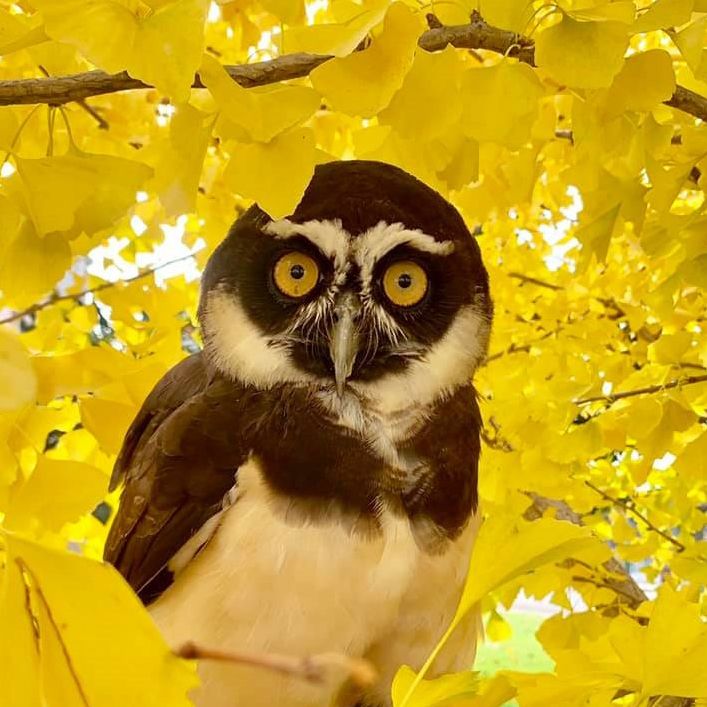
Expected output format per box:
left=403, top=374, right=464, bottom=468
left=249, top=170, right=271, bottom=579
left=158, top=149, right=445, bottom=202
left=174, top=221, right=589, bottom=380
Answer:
left=329, top=293, right=361, bottom=397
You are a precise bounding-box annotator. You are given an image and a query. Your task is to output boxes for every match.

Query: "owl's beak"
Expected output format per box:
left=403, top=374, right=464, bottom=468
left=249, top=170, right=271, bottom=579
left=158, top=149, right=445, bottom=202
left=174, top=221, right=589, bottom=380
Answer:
left=329, top=293, right=361, bottom=397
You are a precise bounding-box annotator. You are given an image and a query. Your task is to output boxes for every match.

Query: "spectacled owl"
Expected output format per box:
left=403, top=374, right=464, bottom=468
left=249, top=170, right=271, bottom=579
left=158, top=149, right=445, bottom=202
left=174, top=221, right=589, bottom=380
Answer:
left=104, top=160, right=493, bottom=707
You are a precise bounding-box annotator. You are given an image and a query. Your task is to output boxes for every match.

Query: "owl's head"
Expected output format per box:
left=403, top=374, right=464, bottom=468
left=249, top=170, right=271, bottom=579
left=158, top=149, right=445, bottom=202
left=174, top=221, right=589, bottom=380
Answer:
left=199, top=161, right=492, bottom=412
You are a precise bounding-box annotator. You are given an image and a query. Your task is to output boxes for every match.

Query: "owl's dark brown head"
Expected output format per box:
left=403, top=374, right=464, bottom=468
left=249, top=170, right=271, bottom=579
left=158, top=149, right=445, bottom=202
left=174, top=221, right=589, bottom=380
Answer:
left=199, top=160, right=492, bottom=410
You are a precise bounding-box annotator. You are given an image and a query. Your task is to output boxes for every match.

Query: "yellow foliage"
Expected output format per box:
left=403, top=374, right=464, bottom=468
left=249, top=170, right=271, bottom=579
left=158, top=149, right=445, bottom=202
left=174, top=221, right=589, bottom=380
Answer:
left=536, top=11, right=629, bottom=89
left=32, top=0, right=208, bottom=101
left=1, top=0, right=706, bottom=705
left=310, top=2, right=423, bottom=117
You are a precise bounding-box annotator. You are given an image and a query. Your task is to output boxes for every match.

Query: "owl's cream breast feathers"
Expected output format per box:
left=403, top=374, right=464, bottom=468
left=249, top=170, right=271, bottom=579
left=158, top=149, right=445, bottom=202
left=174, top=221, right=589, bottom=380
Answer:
left=150, top=458, right=479, bottom=707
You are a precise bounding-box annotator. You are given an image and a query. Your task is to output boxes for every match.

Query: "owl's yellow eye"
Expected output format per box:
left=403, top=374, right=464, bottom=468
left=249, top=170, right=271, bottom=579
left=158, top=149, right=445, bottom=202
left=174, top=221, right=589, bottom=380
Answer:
left=382, top=261, right=428, bottom=308
left=273, top=251, right=320, bottom=298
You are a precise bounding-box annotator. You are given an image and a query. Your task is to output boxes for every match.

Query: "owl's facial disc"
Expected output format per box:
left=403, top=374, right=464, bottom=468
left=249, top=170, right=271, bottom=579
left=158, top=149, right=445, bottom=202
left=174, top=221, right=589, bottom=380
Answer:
left=200, top=213, right=491, bottom=412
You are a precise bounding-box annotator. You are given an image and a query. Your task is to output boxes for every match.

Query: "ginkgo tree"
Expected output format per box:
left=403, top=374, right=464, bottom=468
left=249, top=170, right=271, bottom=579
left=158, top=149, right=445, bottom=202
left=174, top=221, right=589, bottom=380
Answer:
left=0, top=0, right=706, bottom=705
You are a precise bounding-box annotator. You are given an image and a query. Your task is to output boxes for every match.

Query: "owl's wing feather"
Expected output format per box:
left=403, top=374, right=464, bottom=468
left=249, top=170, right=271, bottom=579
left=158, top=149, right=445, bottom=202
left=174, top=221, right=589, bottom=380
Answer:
left=104, top=352, right=252, bottom=603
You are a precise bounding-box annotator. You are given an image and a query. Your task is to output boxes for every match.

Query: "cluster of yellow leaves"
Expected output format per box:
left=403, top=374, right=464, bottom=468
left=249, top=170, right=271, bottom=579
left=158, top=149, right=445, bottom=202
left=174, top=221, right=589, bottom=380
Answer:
left=1, top=0, right=706, bottom=705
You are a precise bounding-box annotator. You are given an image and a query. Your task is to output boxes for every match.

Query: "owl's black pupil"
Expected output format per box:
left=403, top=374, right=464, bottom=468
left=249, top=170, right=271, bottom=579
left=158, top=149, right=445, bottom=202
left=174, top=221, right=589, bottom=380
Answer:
left=398, top=273, right=412, bottom=289
left=290, top=264, right=305, bottom=280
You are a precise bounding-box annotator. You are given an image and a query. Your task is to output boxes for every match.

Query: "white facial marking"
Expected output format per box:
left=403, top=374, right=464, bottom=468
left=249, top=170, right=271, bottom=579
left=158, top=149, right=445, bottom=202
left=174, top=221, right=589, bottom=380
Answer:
left=350, top=305, right=491, bottom=416
left=353, top=221, right=455, bottom=298
left=205, top=221, right=485, bottom=434
left=264, top=218, right=350, bottom=286
left=202, top=288, right=314, bottom=388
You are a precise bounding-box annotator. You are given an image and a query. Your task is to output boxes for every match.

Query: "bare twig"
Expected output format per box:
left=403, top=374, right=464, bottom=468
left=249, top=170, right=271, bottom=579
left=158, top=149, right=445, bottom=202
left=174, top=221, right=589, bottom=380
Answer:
left=584, top=480, right=686, bottom=552
left=176, top=641, right=377, bottom=687
left=508, top=272, right=564, bottom=291
left=0, top=16, right=705, bottom=123
left=574, top=374, right=707, bottom=406
left=0, top=251, right=200, bottom=326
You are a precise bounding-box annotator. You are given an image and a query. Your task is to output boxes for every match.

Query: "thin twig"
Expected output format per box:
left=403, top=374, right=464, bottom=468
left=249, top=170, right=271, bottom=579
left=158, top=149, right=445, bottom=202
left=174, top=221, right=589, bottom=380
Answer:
left=508, top=272, right=564, bottom=291
left=176, top=641, right=377, bottom=687
left=584, top=480, right=686, bottom=552
left=573, top=374, right=707, bottom=406
left=0, top=251, right=200, bottom=326
left=0, top=16, right=705, bottom=123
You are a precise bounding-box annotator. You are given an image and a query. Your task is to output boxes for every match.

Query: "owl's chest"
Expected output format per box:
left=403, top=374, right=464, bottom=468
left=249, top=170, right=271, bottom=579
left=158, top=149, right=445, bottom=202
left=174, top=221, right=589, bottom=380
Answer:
left=151, top=458, right=476, bottom=707
left=250, top=387, right=427, bottom=519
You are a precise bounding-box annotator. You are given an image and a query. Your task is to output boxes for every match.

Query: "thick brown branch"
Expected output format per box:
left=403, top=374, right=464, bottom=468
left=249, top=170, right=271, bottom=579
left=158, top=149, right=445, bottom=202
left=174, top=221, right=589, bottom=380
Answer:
left=0, top=252, right=199, bottom=326
left=176, top=641, right=377, bottom=687
left=574, top=374, right=707, bottom=406
left=0, top=16, right=705, bottom=123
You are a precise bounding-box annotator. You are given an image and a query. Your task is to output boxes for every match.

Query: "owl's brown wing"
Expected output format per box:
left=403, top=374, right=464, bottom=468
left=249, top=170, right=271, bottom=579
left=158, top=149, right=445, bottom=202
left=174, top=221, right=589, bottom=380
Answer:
left=104, top=352, right=253, bottom=603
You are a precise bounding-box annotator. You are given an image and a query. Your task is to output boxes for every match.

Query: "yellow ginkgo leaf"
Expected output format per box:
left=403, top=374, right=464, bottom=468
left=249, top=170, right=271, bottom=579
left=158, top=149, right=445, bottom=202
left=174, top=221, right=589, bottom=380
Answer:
left=0, top=6, right=47, bottom=55
left=643, top=585, right=707, bottom=697
left=5, top=457, right=106, bottom=534
left=224, top=127, right=316, bottom=219
left=0, top=220, right=71, bottom=307
left=310, top=2, right=423, bottom=117
left=605, top=49, right=675, bottom=114
left=0, top=559, right=42, bottom=707
left=152, top=103, right=213, bottom=216
left=379, top=47, right=463, bottom=140
left=459, top=60, right=544, bottom=148
left=674, top=432, right=707, bottom=480
left=200, top=53, right=319, bottom=143
left=671, top=15, right=707, bottom=73
left=454, top=516, right=598, bottom=622
left=571, top=1, right=636, bottom=23
left=282, top=0, right=389, bottom=56
left=3, top=534, right=199, bottom=707
left=33, top=0, right=207, bottom=101
left=646, top=158, right=695, bottom=215
left=15, top=150, right=152, bottom=238
left=0, top=329, right=36, bottom=412
left=259, top=0, right=305, bottom=24
left=392, top=666, right=480, bottom=707
left=486, top=609, right=513, bottom=642
left=478, top=0, right=535, bottom=32
left=536, top=12, right=628, bottom=89
left=633, top=0, right=694, bottom=33
left=576, top=204, right=621, bottom=268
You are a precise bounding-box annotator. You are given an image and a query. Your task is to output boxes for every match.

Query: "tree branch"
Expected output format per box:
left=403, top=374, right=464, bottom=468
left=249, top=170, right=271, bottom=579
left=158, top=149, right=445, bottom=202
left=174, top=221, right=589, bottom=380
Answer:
left=0, top=15, right=706, bottom=123
left=523, top=492, right=649, bottom=611
left=573, top=374, right=707, bottom=406
left=507, top=272, right=564, bottom=291
left=0, top=252, right=199, bottom=326
left=175, top=641, right=377, bottom=687
left=584, top=480, right=686, bottom=552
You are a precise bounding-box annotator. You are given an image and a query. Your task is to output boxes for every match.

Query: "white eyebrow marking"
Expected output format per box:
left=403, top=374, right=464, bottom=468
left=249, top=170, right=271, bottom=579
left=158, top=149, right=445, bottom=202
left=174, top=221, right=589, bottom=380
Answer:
left=264, top=219, right=350, bottom=284
left=264, top=219, right=455, bottom=295
left=353, top=221, right=454, bottom=297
